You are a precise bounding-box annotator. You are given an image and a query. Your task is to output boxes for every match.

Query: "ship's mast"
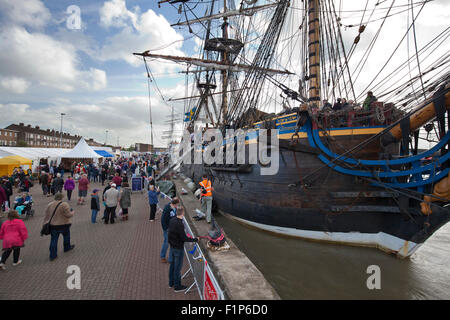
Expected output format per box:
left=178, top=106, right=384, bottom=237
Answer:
left=221, top=0, right=229, bottom=125
left=308, top=0, right=321, bottom=106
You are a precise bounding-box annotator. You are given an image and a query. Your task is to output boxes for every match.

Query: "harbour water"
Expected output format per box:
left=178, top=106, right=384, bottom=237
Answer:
left=215, top=214, right=450, bottom=299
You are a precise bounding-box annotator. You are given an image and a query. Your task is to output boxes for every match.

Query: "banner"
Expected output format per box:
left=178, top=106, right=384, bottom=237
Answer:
left=131, top=177, right=142, bottom=192
left=203, top=260, right=219, bottom=300
left=157, top=192, right=224, bottom=300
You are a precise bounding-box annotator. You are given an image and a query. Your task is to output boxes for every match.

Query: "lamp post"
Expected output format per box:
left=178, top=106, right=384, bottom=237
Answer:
left=60, top=113, right=66, bottom=148
left=105, top=130, right=109, bottom=146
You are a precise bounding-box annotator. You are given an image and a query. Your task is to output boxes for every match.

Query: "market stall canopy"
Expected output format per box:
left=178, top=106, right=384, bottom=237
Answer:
left=61, top=138, right=101, bottom=159
left=7, top=155, right=32, bottom=166
left=94, top=150, right=114, bottom=158
left=93, top=146, right=113, bottom=153
left=0, top=156, right=29, bottom=176
left=0, top=147, right=70, bottom=161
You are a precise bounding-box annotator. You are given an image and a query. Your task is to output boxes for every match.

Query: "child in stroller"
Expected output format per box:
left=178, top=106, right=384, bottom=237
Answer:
left=13, top=193, right=34, bottom=219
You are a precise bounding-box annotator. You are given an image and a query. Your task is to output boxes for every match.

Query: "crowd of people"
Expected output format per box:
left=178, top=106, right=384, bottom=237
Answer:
left=1, top=168, right=33, bottom=212
left=0, top=152, right=214, bottom=294
left=321, top=91, right=378, bottom=112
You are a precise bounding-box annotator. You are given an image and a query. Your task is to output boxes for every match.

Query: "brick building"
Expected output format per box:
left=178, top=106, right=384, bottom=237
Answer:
left=4, top=123, right=102, bottom=148
left=136, top=143, right=153, bottom=152
left=86, top=138, right=103, bottom=147
left=0, top=128, right=19, bottom=146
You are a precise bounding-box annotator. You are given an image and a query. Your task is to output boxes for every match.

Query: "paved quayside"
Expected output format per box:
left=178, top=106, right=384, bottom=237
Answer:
left=0, top=177, right=198, bottom=300
left=173, top=176, right=280, bottom=300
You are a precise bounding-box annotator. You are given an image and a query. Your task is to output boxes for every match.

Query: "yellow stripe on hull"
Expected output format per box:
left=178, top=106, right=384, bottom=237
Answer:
left=278, top=127, right=385, bottom=140
left=193, top=127, right=386, bottom=146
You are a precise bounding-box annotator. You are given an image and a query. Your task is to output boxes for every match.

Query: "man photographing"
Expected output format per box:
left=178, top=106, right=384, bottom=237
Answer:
left=168, top=207, right=198, bottom=292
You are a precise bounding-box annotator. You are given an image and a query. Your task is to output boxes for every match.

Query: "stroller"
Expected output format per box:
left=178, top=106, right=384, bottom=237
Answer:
left=14, top=194, right=35, bottom=220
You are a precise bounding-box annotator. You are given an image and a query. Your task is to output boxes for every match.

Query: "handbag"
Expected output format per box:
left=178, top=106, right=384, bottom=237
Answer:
left=40, top=201, right=63, bottom=236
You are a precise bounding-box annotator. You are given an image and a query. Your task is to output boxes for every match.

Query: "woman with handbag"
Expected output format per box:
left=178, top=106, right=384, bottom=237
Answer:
left=0, top=209, right=28, bottom=270
left=42, top=193, right=75, bottom=261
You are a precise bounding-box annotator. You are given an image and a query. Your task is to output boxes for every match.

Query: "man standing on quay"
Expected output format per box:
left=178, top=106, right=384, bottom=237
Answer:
left=103, top=183, right=119, bottom=224
left=168, top=207, right=198, bottom=292
left=160, top=198, right=179, bottom=263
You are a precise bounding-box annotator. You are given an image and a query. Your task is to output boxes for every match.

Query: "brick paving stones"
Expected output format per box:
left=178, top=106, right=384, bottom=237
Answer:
left=0, top=177, right=199, bottom=300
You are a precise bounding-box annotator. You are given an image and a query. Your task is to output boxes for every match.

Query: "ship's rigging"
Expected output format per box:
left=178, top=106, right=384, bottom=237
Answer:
left=133, top=0, right=450, bottom=257
left=137, top=0, right=448, bottom=144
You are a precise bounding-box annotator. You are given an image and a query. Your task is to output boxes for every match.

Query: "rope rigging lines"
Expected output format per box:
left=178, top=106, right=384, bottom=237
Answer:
left=154, top=0, right=448, bottom=129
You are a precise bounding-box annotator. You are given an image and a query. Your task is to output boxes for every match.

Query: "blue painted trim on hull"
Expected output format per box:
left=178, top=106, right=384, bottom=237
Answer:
left=311, top=126, right=450, bottom=166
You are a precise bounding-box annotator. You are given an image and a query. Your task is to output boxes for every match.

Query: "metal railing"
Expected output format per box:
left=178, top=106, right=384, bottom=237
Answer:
left=157, top=192, right=225, bottom=300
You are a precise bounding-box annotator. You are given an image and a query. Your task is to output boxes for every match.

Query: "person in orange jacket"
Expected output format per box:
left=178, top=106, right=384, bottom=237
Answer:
left=199, top=174, right=213, bottom=223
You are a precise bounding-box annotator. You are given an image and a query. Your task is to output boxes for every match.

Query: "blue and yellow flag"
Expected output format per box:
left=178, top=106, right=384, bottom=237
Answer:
left=184, top=107, right=197, bottom=122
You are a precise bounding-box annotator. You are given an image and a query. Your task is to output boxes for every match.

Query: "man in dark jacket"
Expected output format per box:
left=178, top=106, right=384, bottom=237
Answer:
left=101, top=167, right=108, bottom=186
left=332, top=98, right=343, bottom=111
left=160, top=198, right=179, bottom=263
left=40, top=171, right=49, bottom=196
left=101, top=182, right=112, bottom=221
left=168, top=207, right=198, bottom=292
left=0, top=184, right=7, bottom=211
left=1, top=178, right=12, bottom=209
left=52, top=173, right=64, bottom=194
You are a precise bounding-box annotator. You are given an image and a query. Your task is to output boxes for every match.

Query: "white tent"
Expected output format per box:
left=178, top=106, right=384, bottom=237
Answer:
left=61, top=138, right=102, bottom=159
left=0, top=147, right=72, bottom=171
left=0, top=147, right=70, bottom=159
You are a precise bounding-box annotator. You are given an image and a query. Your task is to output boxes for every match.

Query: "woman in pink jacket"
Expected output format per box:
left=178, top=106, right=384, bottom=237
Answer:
left=0, top=210, right=28, bottom=270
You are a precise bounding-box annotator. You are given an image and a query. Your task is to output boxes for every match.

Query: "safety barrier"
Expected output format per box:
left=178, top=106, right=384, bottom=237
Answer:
left=157, top=192, right=225, bottom=300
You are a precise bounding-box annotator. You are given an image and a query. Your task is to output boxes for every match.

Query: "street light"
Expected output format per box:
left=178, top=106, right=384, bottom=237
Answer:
left=105, top=130, right=109, bottom=146
left=60, top=113, right=66, bottom=148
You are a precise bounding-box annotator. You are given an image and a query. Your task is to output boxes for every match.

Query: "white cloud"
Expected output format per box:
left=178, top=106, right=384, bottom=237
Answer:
left=0, top=77, right=31, bottom=94
left=98, top=0, right=185, bottom=73
left=99, top=0, right=138, bottom=29
left=82, top=68, right=108, bottom=91
left=0, top=26, right=107, bottom=93
left=0, top=104, right=30, bottom=118
left=0, top=91, right=182, bottom=147
left=0, top=0, right=51, bottom=29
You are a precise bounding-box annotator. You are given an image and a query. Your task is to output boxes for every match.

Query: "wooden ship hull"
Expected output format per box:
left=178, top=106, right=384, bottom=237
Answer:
left=182, top=143, right=449, bottom=258
left=147, top=0, right=450, bottom=258
left=181, top=91, right=450, bottom=258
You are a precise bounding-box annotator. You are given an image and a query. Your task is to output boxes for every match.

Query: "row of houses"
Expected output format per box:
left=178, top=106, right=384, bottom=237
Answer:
left=1, top=123, right=168, bottom=153
left=135, top=143, right=167, bottom=153
left=0, top=123, right=103, bottom=148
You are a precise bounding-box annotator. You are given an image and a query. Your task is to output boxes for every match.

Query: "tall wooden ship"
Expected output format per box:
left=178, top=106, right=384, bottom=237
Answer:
left=136, top=0, right=450, bottom=257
